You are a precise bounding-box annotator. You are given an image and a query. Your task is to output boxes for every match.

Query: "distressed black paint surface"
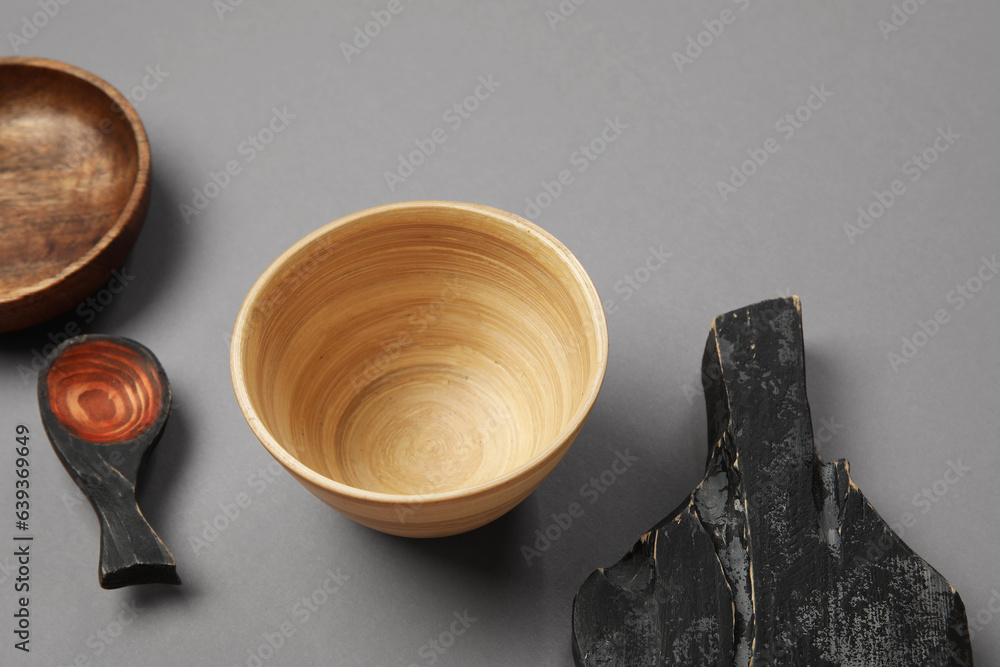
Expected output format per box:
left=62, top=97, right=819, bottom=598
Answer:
left=572, top=297, right=972, bottom=666
left=38, top=335, right=181, bottom=589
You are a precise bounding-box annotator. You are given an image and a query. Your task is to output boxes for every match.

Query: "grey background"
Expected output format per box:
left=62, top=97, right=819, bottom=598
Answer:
left=1, top=1, right=997, bottom=665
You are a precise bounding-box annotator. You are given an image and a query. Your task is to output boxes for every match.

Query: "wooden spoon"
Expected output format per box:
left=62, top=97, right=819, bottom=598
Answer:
left=37, top=335, right=179, bottom=588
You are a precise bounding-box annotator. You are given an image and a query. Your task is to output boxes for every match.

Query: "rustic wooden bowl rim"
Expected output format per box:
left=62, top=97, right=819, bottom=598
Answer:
left=230, top=201, right=609, bottom=504
left=0, top=56, right=151, bottom=308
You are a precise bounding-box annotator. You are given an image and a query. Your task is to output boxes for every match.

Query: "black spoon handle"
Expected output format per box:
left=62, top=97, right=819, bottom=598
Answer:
left=81, top=463, right=180, bottom=589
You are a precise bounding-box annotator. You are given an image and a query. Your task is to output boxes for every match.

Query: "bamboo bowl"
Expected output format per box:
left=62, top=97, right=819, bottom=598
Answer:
left=230, top=202, right=608, bottom=537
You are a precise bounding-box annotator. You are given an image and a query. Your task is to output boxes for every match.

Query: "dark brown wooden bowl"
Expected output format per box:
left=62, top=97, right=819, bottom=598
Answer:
left=0, top=57, right=151, bottom=332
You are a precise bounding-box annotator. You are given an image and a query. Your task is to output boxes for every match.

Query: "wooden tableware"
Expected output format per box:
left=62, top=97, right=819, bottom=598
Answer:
left=38, top=335, right=179, bottom=588
left=231, top=201, right=609, bottom=537
left=0, top=57, right=151, bottom=332
left=572, top=298, right=972, bottom=666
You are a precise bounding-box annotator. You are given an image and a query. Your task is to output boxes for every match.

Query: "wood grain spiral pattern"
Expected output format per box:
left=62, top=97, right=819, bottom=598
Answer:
left=46, top=339, right=163, bottom=443
left=232, top=202, right=608, bottom=537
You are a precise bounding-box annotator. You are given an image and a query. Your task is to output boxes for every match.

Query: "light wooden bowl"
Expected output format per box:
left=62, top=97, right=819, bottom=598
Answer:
left=0, top=57, right=151, bottom=332
left=231, top=202, right=608, bottom=537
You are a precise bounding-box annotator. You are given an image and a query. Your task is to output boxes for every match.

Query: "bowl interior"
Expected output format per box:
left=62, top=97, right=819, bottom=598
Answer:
left=0, top=61, right=141, bottom=294
left=236, top=204, right=605, bottom=497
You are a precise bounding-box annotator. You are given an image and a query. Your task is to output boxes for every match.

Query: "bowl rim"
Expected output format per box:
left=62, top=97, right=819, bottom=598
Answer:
left=0, top=56, right=151, bottom=309
left=230, top=200, right=609, bottom=505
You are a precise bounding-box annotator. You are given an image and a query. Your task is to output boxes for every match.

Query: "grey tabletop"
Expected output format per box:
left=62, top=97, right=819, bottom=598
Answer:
left=1, top=1, right=998, bottom=665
